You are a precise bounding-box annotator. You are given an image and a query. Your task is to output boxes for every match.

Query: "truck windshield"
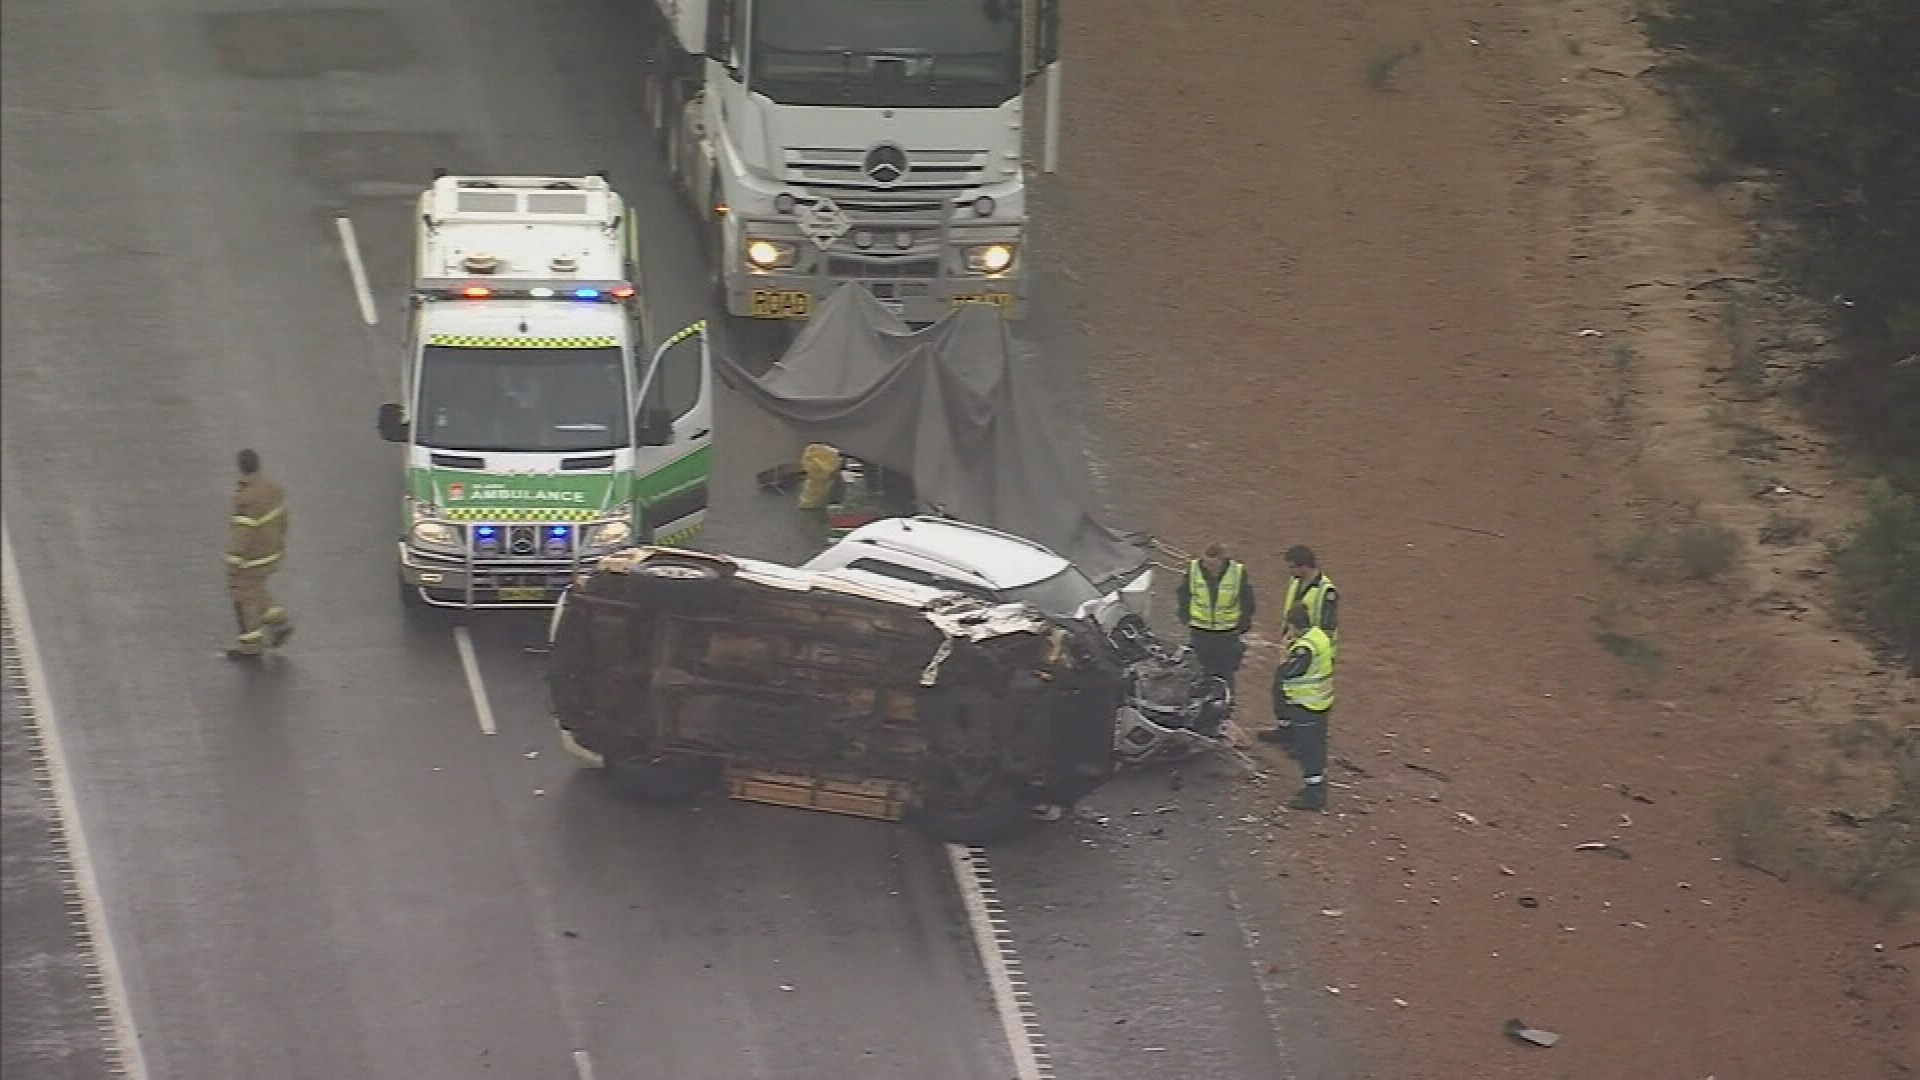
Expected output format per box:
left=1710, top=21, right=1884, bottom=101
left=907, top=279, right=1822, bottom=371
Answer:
left=415, top=346, right=629, bottom=452
left=750, top=0, right=1022, bottom=109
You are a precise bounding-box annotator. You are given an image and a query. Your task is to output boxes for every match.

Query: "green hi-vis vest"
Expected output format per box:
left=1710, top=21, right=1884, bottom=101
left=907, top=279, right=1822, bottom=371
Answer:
left=1282, top=627, right=1335, bottom=712
left=1282, top=572, right=1338, bottom=649
left=1186, top=559, right=1245, bottom=631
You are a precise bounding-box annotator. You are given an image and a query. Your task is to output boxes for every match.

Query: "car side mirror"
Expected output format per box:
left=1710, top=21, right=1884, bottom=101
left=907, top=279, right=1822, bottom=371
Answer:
left=635, top=406, right=674, bottom=447
left=377, top=403, right=409, bottom=444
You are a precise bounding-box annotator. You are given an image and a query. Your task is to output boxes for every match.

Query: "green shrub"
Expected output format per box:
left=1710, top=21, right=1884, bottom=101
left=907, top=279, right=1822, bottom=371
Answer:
left=1677, top=521, right=1741, bottom=580
left=1832, top=478, right=1920, bottom=668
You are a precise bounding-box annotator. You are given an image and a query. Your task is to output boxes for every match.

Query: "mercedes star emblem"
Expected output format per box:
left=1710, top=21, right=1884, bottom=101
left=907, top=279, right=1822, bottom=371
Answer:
left=863, top=143, right=909, bottom=186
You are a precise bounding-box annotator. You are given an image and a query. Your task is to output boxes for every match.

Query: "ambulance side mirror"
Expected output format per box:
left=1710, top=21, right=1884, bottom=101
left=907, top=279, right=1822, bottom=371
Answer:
left=377, top=403, right=409, bottom=444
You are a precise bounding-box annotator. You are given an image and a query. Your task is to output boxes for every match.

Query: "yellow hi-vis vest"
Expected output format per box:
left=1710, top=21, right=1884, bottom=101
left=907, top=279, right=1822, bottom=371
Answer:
left=1281, top=627, right=1335, bottom=712
left=1186, top=559, right=1245, bottom=631
left=1282, top=572, right=1338, bottom=647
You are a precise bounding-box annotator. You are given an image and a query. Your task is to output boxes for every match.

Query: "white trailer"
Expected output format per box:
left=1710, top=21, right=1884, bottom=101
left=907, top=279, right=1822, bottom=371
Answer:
left=639, top=0, right=1060, bottom=325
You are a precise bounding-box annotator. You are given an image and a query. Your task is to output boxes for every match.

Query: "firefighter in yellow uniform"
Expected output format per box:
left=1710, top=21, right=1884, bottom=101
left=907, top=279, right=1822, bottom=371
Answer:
left=225, top=449, right=293, bottom=661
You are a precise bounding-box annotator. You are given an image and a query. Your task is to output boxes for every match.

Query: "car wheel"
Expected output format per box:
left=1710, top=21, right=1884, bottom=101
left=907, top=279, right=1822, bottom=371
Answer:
left=632, top=556, right=725, bottom=581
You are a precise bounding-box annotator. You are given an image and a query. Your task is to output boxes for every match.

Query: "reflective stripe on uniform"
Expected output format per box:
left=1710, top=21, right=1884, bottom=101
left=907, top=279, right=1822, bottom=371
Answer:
left=230, top=505, right=285, bottom=528
left=225, top=552, right=282, bottom=569
left=425, top=335, right=620, bottom=349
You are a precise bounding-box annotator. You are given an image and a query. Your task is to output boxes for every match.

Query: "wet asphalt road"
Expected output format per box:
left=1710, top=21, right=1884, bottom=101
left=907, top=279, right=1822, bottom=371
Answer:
left=0, top=0, right=1348, bottom=1076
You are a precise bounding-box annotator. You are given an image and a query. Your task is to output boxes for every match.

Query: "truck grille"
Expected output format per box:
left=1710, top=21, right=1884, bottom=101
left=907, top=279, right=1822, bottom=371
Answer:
left=827, top=257, right=941, bottom=278
left=784, top=147, right=987, bottom=200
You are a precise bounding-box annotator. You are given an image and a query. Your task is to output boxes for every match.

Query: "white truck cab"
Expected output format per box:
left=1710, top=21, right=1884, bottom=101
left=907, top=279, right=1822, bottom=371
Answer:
left=800, top=515, right=1152, bottom=628
left=641, top=0, right=1061, bottom=326
left=376, top=173, right=714, bottom=610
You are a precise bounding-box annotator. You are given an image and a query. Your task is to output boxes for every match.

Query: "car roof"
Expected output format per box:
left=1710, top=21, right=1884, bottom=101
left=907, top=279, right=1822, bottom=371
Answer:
left=827, top=516, right=1070, bottom=590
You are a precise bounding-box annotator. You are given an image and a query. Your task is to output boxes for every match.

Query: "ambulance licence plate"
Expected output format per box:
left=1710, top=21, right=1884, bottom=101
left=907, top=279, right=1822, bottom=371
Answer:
left=497, top=586, right=546, bottom=602
left=749, top=290, right=812, bottom=319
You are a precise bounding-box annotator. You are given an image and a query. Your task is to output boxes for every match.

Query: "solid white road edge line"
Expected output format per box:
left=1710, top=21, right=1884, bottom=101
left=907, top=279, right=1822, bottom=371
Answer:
left=333, top=215, right=378, bottom=326
left=0, top=520, right=151, bottom=1080
left=571, top=1050, right=596, bottom=1080
left=945, top=843, right=1053, bottom=1080
left=451, top=626, right=498, bottom=735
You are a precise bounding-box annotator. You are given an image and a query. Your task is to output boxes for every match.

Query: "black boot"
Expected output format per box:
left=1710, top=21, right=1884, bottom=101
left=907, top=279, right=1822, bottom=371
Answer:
left=1287, top=782, right=1327, bottom=812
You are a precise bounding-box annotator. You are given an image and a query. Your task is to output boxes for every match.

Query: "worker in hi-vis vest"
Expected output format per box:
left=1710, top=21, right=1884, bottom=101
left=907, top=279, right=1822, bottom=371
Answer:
left=1279, top=544, right=1339, bottom=657
left=1259, top=604, right=1337, bottom=812
left=1174, top=543, right=1256, bottom=686
left=225, top=448, right=293, bottom=661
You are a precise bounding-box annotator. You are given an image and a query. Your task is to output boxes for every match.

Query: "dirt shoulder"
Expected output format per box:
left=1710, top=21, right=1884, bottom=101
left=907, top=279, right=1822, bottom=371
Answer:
left=1046, top=0, right=1917, bottom=1076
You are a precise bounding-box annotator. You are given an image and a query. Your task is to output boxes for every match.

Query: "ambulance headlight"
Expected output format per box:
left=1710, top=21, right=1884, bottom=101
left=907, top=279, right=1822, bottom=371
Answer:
left=579, top=515, right=633, bottom=549
left=965, top=243, right=1016, bottom=275
left=409, top=521, right=463, bottom=553
left=744, top=239, right=796, bottom=270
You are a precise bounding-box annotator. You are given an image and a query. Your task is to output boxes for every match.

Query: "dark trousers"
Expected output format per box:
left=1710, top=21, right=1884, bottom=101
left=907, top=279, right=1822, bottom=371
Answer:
left=1187, top=628, right=1246, bottom=680
left=1276, top=703, right=1329, bottom=779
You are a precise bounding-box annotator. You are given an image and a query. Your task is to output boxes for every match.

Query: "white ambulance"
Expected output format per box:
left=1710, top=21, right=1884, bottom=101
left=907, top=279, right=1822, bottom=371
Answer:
left=376, top=173, right=713, bottom=610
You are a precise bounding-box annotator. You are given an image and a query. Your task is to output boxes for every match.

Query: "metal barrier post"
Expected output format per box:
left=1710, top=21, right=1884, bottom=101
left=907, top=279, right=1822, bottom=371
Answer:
left=1043, top=61, right=1063, bottom=174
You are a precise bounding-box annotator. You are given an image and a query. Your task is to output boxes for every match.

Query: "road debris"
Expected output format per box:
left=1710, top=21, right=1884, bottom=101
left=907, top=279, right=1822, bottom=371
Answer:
left=1574, top=841, right=1631, bottom=859
left=1405, top=762, right=1451, bottom=782
left=1504, top=1018, right=1561, bottom=1047
left=1454, top=811, right=1480, bottom=825
left=1518, top=895, right=1540, bottom=908
left=1320, top=908, right=1345, bottom=917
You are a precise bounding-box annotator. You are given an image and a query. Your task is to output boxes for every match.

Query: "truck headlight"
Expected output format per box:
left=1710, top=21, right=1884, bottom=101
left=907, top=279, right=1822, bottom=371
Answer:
left=745, top=239, right=796, bottom=270
left=965, top=243, right=1016, bottom=275
left=409, top=520, right=464, bottom=553
left=581, top=515, right=632, bottom=552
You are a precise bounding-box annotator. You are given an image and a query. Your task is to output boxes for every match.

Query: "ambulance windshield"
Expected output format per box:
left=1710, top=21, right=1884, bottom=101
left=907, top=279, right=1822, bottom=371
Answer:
left=416, top=346, right=629, bottom=452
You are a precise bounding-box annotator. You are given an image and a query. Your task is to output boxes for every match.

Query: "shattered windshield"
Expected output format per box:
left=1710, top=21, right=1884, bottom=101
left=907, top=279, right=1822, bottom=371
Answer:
left=750, top=0, right=1022, bottom=108
left=415, top=346, right=628, bottom=452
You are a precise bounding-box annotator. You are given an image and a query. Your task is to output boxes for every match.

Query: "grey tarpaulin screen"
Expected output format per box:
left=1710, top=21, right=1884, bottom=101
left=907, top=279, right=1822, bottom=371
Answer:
left=718, top=285, right=1150, bottom=586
